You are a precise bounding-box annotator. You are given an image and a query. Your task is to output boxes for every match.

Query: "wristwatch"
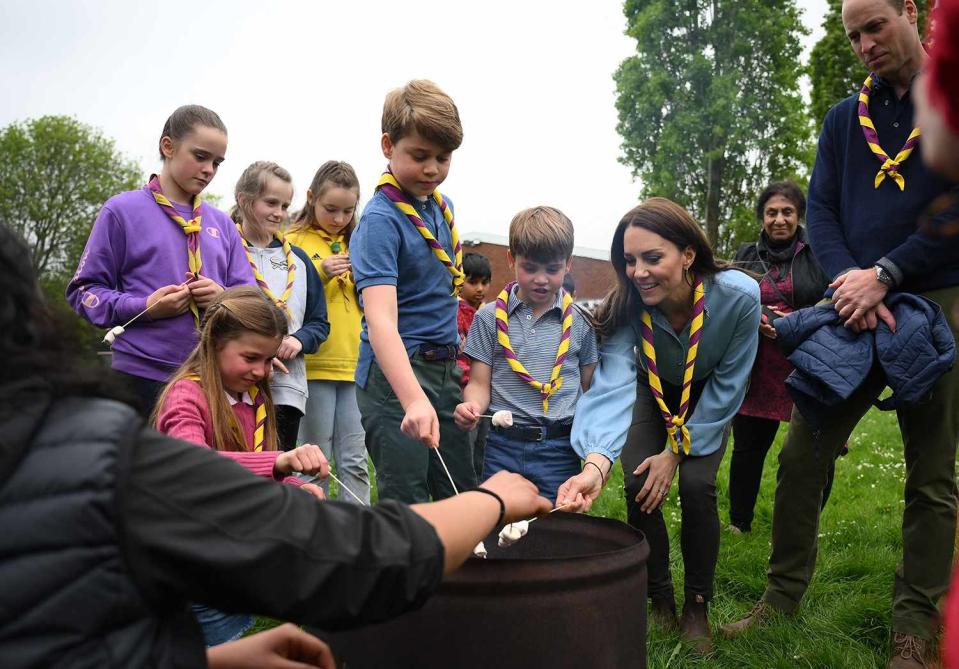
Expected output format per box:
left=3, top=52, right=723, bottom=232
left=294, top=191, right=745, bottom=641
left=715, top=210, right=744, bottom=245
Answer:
left=874, top=264, right=895, bottom=288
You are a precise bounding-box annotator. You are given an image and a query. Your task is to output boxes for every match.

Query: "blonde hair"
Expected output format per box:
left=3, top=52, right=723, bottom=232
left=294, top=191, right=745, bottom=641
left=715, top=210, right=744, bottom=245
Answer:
left=152, top=286, right=288, bottom=452
left=289, top=161, right=360, bottom=244
left=508, top=206, right=575, bottom=263
left=382, top=80, right=463, bottom=152
left=230, top=161, right=294, bottom=227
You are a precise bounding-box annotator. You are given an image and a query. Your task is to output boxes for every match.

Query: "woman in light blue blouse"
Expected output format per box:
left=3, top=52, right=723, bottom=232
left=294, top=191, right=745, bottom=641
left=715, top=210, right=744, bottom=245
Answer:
left=557, top=198, right=760, bottom=654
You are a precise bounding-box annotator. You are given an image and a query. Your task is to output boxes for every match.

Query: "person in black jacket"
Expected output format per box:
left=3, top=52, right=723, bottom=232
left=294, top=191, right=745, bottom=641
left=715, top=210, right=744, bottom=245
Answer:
left=727, top=181, right=832, bottom=533
left=0, top=222, right=551, bottom=668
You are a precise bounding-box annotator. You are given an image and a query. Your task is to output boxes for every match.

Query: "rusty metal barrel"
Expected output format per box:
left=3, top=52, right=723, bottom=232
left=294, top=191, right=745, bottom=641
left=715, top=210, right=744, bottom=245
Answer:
left=316, top=512, right=650, bottom=669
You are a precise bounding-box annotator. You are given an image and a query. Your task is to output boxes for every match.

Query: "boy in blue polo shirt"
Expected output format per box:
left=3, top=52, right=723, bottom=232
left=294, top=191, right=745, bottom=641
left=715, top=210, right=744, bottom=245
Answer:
left=350, top=79, right=477, bottom=504
left=454, top=207, right=598, bottom=502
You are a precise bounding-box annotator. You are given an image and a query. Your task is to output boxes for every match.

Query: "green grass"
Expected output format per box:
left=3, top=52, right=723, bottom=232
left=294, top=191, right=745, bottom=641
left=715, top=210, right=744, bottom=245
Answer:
left=261, top=408, right=924, bottom=668
left=589, top=407, right=915, bottom=668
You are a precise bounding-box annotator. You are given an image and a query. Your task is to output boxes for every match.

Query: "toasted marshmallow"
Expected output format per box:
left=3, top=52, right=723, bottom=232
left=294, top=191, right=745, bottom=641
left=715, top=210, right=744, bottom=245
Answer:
left=491, top=410, right=514, bottom=428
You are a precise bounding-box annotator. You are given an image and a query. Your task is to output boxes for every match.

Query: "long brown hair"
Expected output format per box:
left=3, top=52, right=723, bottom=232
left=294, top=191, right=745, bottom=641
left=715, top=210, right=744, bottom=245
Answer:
left=152, top=286, right=288, bottom=452
left=289, top=161, right=360, bottom=245
left=230, top=161, right=294, bottom=227
left=594, top=197, right=732, bottom=339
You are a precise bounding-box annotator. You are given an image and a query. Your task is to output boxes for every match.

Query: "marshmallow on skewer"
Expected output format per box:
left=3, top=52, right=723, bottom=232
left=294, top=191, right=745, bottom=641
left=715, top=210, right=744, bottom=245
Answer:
left=497, top=520, right=529, bottom=547
left=103, top=326, right=125, bottom=345
left=473, top=541, right=488, bottom=559
left=491, top=410, right=513, bottom=428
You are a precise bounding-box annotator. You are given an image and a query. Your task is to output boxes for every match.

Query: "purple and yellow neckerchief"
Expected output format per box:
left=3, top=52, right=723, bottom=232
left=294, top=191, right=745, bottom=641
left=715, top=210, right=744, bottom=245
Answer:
left=858, top=73, right=921, bottom=191
left=494, top=282, right=573, bottom=414
left=187, top=374, right=266, bottom=451
left=315, top=229, right=354, bottom=302
left=375, top=170, right=464, bottom=295
left=638, top=274, right=705, bottom=455
left=147, top=175, right=203, bottom=325
left=235, top=224, right=295, bottom=317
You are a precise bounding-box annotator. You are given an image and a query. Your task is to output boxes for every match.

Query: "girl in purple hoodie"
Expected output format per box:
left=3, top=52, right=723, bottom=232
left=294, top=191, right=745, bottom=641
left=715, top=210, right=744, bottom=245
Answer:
left=67, top=105, right=254, bottom=413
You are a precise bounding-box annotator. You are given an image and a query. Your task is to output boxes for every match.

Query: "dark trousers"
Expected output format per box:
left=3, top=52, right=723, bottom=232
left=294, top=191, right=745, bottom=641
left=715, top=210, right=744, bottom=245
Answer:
left=356, top=355, right=476, bottom=503
left=621, top=379, right=727, bottom=603
left=275, top=405, right=304, bottom=452
left=116, top=371, right=166, bottom=419
left=728, top=414, right=838, bottom=531
left=763, top=286, right=959, bottom=639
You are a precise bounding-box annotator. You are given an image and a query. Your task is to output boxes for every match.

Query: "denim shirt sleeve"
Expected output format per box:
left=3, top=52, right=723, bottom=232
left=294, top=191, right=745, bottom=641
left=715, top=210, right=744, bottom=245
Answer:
left=571, top=325, right=639, bottom=463
left=685, top=289, right=761, bottom=456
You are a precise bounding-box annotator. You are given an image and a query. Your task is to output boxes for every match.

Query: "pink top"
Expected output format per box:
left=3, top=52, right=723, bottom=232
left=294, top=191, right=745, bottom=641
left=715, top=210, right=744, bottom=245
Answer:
left=155, top=379, right=302, bottom=486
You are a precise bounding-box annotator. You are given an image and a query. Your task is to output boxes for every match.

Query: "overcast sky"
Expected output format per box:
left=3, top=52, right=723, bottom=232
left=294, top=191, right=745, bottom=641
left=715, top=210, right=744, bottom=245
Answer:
left=1, top=0, right=829, bottom=251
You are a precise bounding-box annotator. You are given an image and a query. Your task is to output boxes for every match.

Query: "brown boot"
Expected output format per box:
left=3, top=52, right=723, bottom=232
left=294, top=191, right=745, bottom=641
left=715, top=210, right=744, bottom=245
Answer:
left=887, top=633, right=929, bottom=669
left=719, top=600, right=773, bottom=638
left=680, top=595, right=714, bottom=654
left=650, top=596, right=679, bottom=631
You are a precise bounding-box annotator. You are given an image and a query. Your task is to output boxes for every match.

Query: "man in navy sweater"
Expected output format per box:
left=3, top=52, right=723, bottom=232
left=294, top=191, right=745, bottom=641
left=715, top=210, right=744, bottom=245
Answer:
left=722, top=0, right=959, bottom=666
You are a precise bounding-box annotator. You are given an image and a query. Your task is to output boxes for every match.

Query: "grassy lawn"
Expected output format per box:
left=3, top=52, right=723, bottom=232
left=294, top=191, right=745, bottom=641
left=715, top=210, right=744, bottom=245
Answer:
left=256, top=407, right=931, bottom=668
left=590, top=406, right=918, bottom=669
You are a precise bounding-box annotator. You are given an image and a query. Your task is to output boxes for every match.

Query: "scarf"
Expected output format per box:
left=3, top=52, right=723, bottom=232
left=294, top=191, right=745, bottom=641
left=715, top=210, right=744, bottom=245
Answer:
left=235, top=224, right=296, bottom=317
left=494, top=282, right=573, bottom=414
left=187, top=375, right=267, bottom=452
left=638, top=274, right=705, bottom=455
left=316, top=229, right=354, bottom=303
left=375, top=170, right=464, bottom=295
left=147, top=175, right=202, bottom=325
left=858, top=73, right=921, bottom=191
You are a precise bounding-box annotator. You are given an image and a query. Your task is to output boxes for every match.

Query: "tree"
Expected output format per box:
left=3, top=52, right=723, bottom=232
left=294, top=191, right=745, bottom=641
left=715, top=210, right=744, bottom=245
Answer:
left=808, top=0, right=928, bottom=129
left=614, top=0, right=812, bottom=256
left=0, top=116, right=141, bottom=283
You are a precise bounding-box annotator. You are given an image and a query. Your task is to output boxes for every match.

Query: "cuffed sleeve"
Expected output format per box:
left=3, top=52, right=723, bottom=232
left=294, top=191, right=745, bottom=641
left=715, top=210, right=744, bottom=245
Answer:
left=570, top=326, right=639, bottom=463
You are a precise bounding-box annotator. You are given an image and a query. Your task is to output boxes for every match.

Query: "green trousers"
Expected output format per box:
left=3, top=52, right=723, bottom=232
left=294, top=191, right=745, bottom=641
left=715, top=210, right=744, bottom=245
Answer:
left=356, top=354, right=476, bottom=504
left=763, top=285, right=959, bottom=638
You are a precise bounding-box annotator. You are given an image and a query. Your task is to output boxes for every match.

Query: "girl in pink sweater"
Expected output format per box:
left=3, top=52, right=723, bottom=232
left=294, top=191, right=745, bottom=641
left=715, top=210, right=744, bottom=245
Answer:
left=154, top=286, right=329, bottom=489
left=153, top=286, right=329, bottom=646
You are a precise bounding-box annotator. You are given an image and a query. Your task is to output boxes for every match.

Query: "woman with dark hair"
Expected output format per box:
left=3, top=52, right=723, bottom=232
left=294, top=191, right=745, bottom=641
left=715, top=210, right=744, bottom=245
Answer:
left=0, top=223, right=550, bottom=667
left=557, top=198, right=760, bottom=653
left=727, top=181, right=832, bottom=534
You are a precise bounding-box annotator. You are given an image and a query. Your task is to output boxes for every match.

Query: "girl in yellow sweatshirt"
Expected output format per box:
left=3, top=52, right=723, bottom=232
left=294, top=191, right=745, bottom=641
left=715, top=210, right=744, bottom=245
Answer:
left=287, top=161, right=369, bottom=504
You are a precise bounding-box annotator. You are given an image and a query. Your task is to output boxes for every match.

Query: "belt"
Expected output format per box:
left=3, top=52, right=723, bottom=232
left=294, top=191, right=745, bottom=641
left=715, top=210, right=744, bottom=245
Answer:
left=491, top=421, right=573, bottom=442
left=418, top=343, right=458, bottom=362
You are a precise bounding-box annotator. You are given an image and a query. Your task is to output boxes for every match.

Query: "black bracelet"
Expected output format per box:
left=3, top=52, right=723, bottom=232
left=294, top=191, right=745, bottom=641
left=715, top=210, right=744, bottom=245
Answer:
left=471, top=487, right=506, bottom=528
left=583, top=461, right=606, bottom=486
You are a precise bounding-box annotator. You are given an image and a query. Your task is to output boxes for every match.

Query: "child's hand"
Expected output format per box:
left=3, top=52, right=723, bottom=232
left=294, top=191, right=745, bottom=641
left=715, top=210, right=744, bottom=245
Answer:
left=146, top=283, right=192, bottom=319
left=186, top=272, right=224, bottom=309
left=300, top=483, right=326, bottom=501
left=275, top=444, right=330, bottom=478
left=401, top=398, right=440, bottom=448
left=453, top=401, right=481, bottom=431
left=206, top=622, right=335, bottom=669
left=321, top=254, right=351, bottom=278
left=276, top=335, right=303, bottom=360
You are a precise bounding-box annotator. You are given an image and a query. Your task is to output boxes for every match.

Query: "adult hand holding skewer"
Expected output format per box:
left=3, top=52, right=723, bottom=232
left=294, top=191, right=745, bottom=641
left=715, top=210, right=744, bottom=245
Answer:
left=556, top=454, right=612, bottom=513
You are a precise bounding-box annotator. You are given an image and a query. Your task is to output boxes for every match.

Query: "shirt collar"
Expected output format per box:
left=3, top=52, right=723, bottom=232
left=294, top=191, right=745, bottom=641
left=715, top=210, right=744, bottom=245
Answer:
left=225, top=390, right=254, bottom=406
left=506, top=283, right=565, bottom=316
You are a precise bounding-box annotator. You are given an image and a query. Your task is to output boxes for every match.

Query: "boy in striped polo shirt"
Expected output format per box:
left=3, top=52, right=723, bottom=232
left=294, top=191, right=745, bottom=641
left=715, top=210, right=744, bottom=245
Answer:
left=454, top=207, right=598, bottom=502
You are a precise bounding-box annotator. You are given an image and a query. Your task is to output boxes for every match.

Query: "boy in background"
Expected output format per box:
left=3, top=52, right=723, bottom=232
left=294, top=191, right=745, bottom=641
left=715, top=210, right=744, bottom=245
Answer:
left=457, top=251, right=492, bottom=476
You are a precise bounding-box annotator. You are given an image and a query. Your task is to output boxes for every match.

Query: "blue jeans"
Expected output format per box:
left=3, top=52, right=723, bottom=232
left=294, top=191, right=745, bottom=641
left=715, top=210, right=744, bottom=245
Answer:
left=298, top=380, right=370, bottom=504
left=191, top=603, right=253, bottom=647
left=482, top=430, right=581, bottom=503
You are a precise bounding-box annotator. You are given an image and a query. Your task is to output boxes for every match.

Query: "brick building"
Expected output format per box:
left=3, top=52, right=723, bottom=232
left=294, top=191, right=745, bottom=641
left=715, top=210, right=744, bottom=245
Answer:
left=460, top=231, right=616, bottom=304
